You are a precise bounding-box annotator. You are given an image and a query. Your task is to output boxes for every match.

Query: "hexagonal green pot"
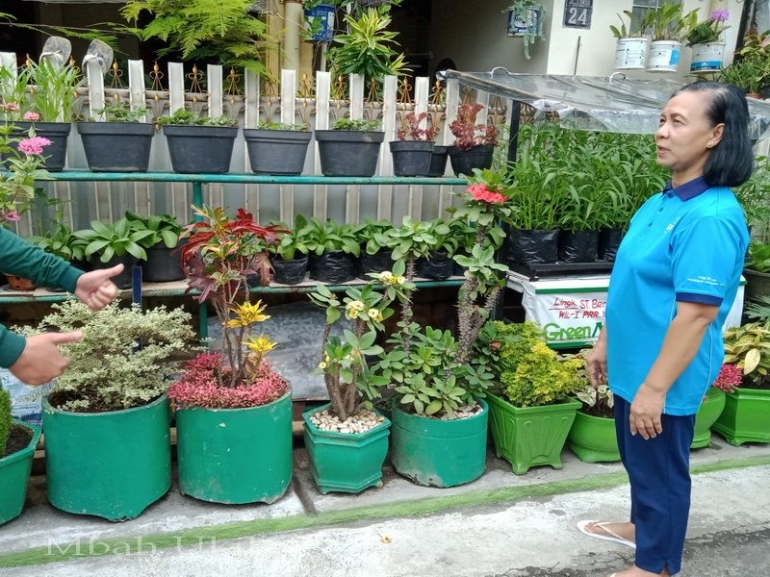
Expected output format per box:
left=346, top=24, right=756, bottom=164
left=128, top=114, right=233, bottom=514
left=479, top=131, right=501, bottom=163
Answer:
left=487, top=393, right=580, bottom=475
left=176, top=391, right=293, bottom=504
left=0, top=420, right=41, bottom=526
left=303, top=404, right=390, bottom=494
left=713, top=387, right=770, bottom=446
left=567, top=410, right=620, bottom=463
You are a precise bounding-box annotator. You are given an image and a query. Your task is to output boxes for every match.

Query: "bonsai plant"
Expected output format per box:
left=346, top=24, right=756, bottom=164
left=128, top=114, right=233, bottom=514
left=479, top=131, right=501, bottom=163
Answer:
left=31, top=300, right=194, bottom=520
left=243, top=120, right=312, bottom=176
left=0, top=387, right=41, bottom=526
left=302, top=217, right=362, bottom=283
left=170, top=204, right=292, bottom=504
left=713, top=323, right=770, bottom=446
left=315, top=117, right=385, bottom=177
left=125, top=211, right=185, bottom=283
left=156, top=109, right=238, bottom=174
left=481, top=320, right=582, bottom=474
left=389, top=112, right=438, bottom=177
left=564, top=348, right=620, bottom=463
left=305, top=264, right=411, bottom=493
left=448, top=102, right=499, bottom=176
left=77, top=100, right=156, bottom=172
left=507, top=0, right=546, bottom=60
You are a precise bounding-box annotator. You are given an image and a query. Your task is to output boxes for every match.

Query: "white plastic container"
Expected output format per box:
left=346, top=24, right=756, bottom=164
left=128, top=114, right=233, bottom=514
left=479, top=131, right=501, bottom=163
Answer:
left=690, top=42, right=726, bottom=73
left=615, top=38, right=649, bottom=70
left=647, top=40, right=682, bottom=72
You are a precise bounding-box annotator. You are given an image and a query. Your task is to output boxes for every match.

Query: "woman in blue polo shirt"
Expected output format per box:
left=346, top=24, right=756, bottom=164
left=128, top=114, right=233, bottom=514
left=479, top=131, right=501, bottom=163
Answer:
left=578, top=82, right=753, bottom=577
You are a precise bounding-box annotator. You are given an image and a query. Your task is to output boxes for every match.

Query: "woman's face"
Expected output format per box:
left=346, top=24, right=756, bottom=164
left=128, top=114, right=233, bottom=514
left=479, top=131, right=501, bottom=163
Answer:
left=655, top=91, right=724, bottom=179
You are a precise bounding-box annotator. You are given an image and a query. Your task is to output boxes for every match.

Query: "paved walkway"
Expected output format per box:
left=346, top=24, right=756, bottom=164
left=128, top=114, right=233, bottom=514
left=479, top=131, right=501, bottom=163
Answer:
left=1, top=437, right=769, bottom=576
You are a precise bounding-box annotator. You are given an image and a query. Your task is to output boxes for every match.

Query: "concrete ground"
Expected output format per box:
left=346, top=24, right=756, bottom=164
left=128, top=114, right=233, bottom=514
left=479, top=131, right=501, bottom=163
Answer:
left=1, top=437, right=769, bottom=577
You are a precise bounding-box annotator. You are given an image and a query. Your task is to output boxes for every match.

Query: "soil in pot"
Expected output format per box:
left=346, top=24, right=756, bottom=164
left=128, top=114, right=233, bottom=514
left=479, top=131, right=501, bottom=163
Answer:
left=3, top=424, right=32, bottom=458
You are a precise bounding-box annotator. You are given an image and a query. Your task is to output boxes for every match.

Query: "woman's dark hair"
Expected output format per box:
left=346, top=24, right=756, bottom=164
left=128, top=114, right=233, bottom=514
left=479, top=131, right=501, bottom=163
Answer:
left=672, top=81, right=753, bottom=187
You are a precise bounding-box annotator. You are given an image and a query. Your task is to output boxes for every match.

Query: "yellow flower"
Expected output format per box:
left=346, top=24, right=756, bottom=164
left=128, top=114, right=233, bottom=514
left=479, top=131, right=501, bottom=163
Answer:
left=397, top=276, right=406, bottom=285
left=346, top=300, right=365, bottom=311
left=245, top=334, right=276, bottom=355
left=318, top=361, right=327, bottom=370
left=379, top=271, right=393, bottom=281
left=367, top=308, right=379, bottom=319
left=226, top=300, right=270, bottom=327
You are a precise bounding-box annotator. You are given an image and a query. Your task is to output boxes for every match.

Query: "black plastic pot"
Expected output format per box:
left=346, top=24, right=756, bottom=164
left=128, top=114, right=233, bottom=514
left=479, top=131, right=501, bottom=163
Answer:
left=358, top=249, right=394, bottom=278
left=308, top=250, right=356, bottom=284
left=315, top=130, right=384, bottom=176
left=8, top=121, right=71, bottom=171
left=506, top=229, right=559, bottom=266
left=558, top=230, right=599, bottom=263
left=416, top=251, right=455, bottom=280
left=143, top=243, right=185, bottom=282
left=243, top=129, right=312, bottom=175
left=389, top=140, right=434, bottom=177
left=598, top=228, right=624, bottom=262
left=271, top=255, right=308, bottom=285
left=88, top=253, right=139, bottom=289
left=162, top=125, right=238, bottom=174
left=428, top=145, right=449, bottom=177
left=77, top=122, right=155, bottom=172
left=448, top=144, right=495, bottom=176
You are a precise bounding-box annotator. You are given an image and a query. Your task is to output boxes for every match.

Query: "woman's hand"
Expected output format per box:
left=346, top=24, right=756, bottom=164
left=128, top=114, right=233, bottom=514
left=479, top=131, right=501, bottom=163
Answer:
left=630, top=383, right=666, bottom=439
left=586, top=338, right=607, bottom=389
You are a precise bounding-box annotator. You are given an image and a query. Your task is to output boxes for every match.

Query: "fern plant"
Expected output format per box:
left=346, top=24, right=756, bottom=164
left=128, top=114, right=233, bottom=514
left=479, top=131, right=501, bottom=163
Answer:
left=120, top=0, right=272, bottom=74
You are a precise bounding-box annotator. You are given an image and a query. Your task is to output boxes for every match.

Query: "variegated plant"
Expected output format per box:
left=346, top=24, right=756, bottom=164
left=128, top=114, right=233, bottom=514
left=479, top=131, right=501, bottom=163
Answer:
left=723, top=323, right=770, bottom=383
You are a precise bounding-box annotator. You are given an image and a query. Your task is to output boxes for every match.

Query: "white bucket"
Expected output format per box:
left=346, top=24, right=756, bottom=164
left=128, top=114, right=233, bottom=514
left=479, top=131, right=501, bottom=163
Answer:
left=615, top=38, right=649, bottom=70
left=647, top=40, right=681, bottom=72
left=690, top=43, right=725, bottom=73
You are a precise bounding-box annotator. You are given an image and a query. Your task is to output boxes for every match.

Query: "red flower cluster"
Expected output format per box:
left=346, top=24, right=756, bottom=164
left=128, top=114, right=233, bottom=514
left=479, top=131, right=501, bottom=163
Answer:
left=168, top=352, right=289, bottom=409
left=712, top=363, right=742, bottom=393
left=467, top=183, right=507, bottom=204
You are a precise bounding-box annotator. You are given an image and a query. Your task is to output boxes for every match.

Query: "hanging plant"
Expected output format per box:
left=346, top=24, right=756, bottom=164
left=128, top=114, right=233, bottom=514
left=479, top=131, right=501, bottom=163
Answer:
left=507, top=0, right=546, bottom=60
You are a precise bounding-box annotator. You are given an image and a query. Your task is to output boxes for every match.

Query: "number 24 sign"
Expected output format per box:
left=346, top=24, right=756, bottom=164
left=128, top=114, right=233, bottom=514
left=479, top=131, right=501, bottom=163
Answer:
left=563, top=0, right=592, bottom=29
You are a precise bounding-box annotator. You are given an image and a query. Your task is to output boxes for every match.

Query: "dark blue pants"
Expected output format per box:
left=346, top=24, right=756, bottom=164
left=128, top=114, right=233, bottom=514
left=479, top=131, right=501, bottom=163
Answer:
left=614, top=395, right=696, bottom=575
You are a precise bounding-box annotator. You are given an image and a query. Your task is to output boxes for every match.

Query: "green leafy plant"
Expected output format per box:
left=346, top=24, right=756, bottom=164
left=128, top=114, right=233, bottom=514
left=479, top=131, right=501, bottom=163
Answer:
left=356, top=217, right=395, bottom=255
left=30, top=300, right=194, bottom=412
left=256, top=120, right=308, bottom=131
left=563, top=348, right=614, bottom=418
left=609, top=10, right=645, bottom=40
left=745, top=295, right=770, bottom=324
left=91, top=101, right=148, bottom=123
left=735, top=156, right=770, bottom=239
left=0, top=123, right=52, bottom=227
left=120, top=0, right=272, bottom=75
left=723, top=322, right=770, bottom=388
left=718, top=59, right=766, bottom=94
left=331, top=118, right=381, bottom=131
left=19, top=58, right=81, bottom=122
left=26, top=194, right=87, bottom=261
left=501, top=340, right=582, bottom=407
left=685, top=8, right=730, bottom=47
left=270, top=216, right=312, bottom=261
left=0, top=388, right=11, bottom=453
left=746, top=241, right=770, bottom=273
left=124, top=211, right=183, bottom=249
left=301, top=217, right=361, bottom=257
left=74, top=217, right=154, bottom=263
left=308, top=264, right=411, bottom=421
left=642, top=1, right=697, bottom=42
left=156, top=109, right=237, bottom=127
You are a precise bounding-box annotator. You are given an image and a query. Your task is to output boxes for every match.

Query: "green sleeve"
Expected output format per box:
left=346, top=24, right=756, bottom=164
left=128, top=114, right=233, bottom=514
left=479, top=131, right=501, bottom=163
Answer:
left=0, top=324, right=26, bottom=368
left=0, top=228, right=84, bottom=292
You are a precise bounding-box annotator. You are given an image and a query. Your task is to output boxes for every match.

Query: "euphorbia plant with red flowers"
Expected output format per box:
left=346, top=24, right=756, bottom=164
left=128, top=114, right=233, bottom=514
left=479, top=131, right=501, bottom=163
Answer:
left=169, top=205, right=290, bottom=408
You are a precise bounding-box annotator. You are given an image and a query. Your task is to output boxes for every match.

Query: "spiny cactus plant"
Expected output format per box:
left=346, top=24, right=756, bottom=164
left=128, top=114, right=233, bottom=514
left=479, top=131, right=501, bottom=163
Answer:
left=0, top=389, right=11, bottom=453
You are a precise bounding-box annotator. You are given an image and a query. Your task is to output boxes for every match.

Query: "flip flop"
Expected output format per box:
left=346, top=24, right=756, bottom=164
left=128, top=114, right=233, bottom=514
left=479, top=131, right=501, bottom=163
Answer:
left=576, top=519, right=636, bottom=549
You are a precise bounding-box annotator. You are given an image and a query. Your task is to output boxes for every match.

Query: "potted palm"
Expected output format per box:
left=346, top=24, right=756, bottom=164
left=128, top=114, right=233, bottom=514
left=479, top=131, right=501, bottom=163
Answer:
left=315, top=118, right=384, bottom=177
left=610, top=10, right=649, bottom=70
left=77, top=101, right=156, bottom=172
left=33, top=300, right=194, bottom=521
left=305, top=264, right=411, bottom=493
left=243, top=121, right=312, bottom=175
left=170, top=205, right=293, bottom=504
left=157, top=109, right=238, bottom=174
left=0, top=388, right=41, bottom=526
left=390, top=112, right=437, bottom=177
left=448, top=103, right=498, bottom=176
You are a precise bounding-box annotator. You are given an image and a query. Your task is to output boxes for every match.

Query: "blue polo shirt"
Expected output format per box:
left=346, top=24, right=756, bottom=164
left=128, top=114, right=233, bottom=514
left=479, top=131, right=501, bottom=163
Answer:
left=605, top=176, right=749, bottom=416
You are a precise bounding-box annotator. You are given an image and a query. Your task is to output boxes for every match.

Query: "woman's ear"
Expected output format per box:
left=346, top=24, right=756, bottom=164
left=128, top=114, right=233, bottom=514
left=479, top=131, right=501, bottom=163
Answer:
left=710, top=123, right=725, bottom=147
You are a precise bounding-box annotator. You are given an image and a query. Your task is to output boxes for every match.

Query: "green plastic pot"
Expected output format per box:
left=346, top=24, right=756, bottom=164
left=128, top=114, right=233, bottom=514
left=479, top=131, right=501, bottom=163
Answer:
left=713, top=387, right=770, bottom=446
left=692, top=387, right=726, bottom=449
left=0, top=420, right=41, bottom=526
left=42, top=395, right=171, bottom=521
left=303, top=404, right=391, bottom=494
left=567, top=410, right=620, bottom=463
left=390, top=399, right=488, bottom=487
left=487, top=393, right=580, bottom=475
left=176, top=392, right=293, bottom=504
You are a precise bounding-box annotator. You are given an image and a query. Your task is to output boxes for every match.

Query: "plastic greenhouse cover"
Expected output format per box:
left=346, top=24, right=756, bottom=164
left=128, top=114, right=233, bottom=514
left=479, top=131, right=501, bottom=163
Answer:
left=445, top=69, right=770, bottom=140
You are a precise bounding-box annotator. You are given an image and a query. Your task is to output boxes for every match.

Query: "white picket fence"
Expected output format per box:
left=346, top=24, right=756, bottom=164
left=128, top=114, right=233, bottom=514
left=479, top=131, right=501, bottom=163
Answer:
left=0, top=55, right=513, bottom=235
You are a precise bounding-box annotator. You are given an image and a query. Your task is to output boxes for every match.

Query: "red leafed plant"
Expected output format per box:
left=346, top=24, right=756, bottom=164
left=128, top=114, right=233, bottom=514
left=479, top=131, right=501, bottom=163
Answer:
left=449, top=103, right=499, bottom=151
left=397, top=112, right=439, bottom=141
left=712, top=363, right=742, bottom=393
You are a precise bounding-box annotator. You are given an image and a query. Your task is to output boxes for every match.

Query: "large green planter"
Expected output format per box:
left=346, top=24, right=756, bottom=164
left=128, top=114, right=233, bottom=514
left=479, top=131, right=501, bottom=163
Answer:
left=567, top=410, right=620, bottom=463
left=692, top=387, right=726, bottom=449
left=42, top=395, right=171, bottom=521
left=303, top=404, right=391, bottom=494
left=390, top=399, right=488, bottom=487
left=176, top=392, right=293, bottom=504
left=0, top=420, right=41, bottom=526
left=713, top=387, right=770, bottom=446
left=487, top=393, right=581, bottom=475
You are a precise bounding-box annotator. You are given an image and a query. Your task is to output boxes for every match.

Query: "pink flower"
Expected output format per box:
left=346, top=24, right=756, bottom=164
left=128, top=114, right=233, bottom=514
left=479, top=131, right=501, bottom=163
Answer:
left=2, top=102, right=19, bottom=113
left=17, top=136, right=51, bottom=156
left=468, top=183, right=507, bottom=204
left=713, top=363, right=741, bottom=393
left=710, top=9, right=729, bottom=23
left=1, top=210, right=20, bottom=222
left=23, top=111, right=40, bottom=122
